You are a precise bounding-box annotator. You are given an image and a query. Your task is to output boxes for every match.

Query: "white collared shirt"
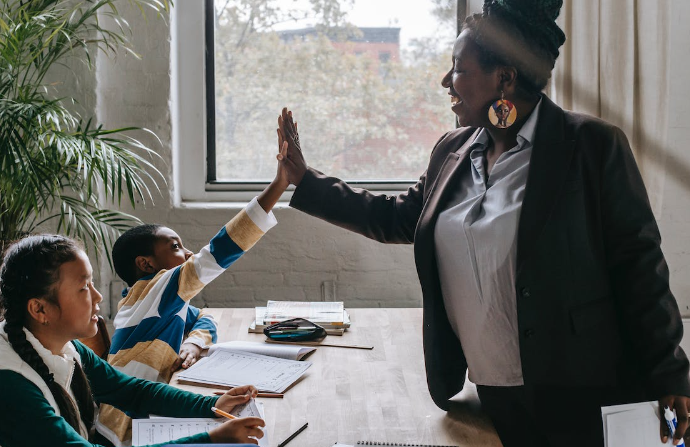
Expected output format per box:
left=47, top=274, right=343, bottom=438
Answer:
left=23, top=329, right=90, bottom=437
left=434, top=98, right=542, bottom=386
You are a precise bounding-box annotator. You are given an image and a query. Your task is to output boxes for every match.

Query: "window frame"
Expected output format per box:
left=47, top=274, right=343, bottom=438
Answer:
left=173, top=0, right=466, bottom=202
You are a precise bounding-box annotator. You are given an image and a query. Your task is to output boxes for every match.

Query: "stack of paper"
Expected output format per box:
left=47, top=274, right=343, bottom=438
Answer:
left=601, top=401, right=666, bottom=447
left=265, top=300, right=347, bottom=325
left=177, top=349, right=311, bottom=393
left=132, top=399, right=268, bottom=446
left=249, top=301, right=351, bottom=336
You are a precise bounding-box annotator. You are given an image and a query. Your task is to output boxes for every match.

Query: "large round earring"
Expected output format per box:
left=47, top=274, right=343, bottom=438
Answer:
left=488, top=91, right=517, bottom=129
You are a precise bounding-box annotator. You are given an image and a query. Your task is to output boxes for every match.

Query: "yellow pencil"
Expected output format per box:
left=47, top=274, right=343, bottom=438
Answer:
left=211, top=406, right=237, bottom=420
left=213, top=391, right=284, bottom=398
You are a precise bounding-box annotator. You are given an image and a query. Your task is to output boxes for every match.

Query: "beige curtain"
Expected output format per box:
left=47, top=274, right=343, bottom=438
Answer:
left=549, top=0, right=670, bottom=214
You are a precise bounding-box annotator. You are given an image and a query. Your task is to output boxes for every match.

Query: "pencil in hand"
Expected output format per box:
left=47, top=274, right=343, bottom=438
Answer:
left=213, top=391, right=284, bottom=398
left=211, top=406, right=237, bottom=420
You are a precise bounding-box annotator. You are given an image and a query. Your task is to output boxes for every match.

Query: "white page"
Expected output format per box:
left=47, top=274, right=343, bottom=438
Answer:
left=208, top=340, right=315, bottom=360
left=132, top=399, right=268, bottom=446
left=265, top=301, right=344, bottom=324
left=178, top=350, right=311, bottom=393
left=132, top=418, right=219, bottom=445
left=602, top=401, right=665, bottom=447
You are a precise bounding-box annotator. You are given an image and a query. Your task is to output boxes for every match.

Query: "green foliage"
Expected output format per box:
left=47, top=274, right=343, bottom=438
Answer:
left=212, top=0, right=455, bottom=181
left=0, top=0, right=170, bottom=263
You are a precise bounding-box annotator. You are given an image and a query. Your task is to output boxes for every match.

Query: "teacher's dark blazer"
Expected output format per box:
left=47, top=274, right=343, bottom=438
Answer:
left=290, top=95, right=690, bottom=410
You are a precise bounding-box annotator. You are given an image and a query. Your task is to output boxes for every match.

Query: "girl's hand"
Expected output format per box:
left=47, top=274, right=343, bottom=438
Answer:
left=208, top=417, right=265, bottom=444
left=214, top=385, right=258, bottom=413
left=277, top=107, right=307, bottom=186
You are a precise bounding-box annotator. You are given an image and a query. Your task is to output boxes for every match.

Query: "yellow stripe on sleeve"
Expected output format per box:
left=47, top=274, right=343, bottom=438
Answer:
left=225, top=209, right=265, bottom=251
left=178, top=260, right=205, bottom=302
left=186, top=329, right=214, bottom=347
left=98, top=404, right=132, bottom=444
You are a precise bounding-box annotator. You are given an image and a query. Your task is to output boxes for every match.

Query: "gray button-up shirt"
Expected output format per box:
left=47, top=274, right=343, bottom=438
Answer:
left=434, top=99, right=542, bottom=386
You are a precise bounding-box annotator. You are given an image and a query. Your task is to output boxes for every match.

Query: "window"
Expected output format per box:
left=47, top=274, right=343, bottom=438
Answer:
left=205, top=0, right=462, bottom=187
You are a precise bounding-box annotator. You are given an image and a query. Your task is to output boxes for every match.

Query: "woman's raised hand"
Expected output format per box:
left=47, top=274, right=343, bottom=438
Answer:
left=277, top=107, right=307, bottom=186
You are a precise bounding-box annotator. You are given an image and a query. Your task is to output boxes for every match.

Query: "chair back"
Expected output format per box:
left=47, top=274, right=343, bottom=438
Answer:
left=79, top=315, right=111, bottom=359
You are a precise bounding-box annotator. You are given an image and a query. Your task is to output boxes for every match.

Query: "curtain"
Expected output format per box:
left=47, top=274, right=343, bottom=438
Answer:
left=549, top=0, right=670, bottom=215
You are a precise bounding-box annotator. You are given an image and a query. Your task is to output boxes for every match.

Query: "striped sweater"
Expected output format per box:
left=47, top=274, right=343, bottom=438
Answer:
left=98, top=197, right=277, bottom=446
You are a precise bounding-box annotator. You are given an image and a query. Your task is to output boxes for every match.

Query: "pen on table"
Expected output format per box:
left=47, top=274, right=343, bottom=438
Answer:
left=269, top=329, right=315, bottom=334
left=211, top=406, right=237, bottom=420
left=277, top=421, right=308, bottom=447
left=664, top=406, right=685, bottom=446
left=213, top=391, right=284, bottom=398
left=265, top=339, right=374, bottom=350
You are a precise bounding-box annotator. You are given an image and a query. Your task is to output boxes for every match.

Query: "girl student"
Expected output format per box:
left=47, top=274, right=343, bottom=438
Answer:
left=0, top=235, right=264, bottom=446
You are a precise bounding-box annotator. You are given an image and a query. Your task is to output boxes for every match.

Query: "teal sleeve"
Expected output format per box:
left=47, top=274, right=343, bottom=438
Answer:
left=74, top=341, right=220, bottom=418
left=0, top=370, right=211, bottom=447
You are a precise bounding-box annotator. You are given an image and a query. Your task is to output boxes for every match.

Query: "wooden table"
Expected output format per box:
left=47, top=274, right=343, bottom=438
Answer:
left=171, top=308, right=501, bottom=447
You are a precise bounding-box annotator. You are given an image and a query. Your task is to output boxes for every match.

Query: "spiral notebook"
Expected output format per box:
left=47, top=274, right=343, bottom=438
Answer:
left=332, top=442, right=458, bottom=447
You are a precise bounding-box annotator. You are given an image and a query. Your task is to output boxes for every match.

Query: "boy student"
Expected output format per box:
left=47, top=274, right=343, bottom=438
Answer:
left=97, top=141, right=290, bottom=446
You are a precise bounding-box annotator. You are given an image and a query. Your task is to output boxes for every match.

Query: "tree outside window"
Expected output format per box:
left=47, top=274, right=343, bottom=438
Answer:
left=211, top=0, right=457, bottom=182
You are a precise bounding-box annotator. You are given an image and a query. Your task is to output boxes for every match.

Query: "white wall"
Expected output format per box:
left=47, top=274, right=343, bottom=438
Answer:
left=89, top=2, right=690, bottom=318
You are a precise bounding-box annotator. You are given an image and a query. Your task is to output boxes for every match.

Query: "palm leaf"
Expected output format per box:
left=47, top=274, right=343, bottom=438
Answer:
left=0, top=0, right=172, bottom=261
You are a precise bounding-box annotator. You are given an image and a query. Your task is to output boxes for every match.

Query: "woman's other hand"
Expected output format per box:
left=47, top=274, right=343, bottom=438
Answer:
left=277, top=107, right=307, bottom=186
left=208, top=417, right=265, bottom=444
left=659, top=395, right=690, bottom=445
left=214, top=384, right=258, bottom=412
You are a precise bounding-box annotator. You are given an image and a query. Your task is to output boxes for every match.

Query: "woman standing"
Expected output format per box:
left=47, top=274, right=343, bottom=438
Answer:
left=276, top=0, right=690, bottom=445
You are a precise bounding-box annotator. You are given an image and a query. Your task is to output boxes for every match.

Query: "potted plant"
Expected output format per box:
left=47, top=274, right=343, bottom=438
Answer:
left=0, top=0, right=170, bottom=261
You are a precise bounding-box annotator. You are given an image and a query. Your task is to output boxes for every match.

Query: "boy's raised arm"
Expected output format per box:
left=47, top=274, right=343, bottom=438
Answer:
left=257, top=129, right=290, bottom=212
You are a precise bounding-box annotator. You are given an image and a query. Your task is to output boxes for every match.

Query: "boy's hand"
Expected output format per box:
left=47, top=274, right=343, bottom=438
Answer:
left=214, top=385, right=259, bottom=412
left=173, top=343, right=202, bottom=370
left=208, top=417, right=265, bottom=444
left=275, top=129, right=290, bottom=190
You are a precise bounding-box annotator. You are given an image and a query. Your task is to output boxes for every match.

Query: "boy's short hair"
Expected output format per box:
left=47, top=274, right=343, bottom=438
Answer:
left=112, top=224, right=163, bottom=287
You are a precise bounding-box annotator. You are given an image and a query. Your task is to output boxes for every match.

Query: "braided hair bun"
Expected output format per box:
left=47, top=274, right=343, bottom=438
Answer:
left=461, top=0, right=565, bottom=95
left=483, top=0, right=566, bottom=60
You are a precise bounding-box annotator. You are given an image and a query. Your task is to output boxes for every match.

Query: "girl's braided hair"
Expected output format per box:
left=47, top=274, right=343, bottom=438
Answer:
left=0, top=235, right=95, bottom=437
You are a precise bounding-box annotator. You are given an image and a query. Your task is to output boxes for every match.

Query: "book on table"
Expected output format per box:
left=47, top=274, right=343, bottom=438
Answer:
left=265, top=300, right=347, bottom=325
left=177, top=348, right=312, bottom=393
left=248, top=302, right=351, bottom=336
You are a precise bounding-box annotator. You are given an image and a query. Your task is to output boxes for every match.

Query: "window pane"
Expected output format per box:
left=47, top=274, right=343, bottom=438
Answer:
left=212, top=0, right=457, bottom=181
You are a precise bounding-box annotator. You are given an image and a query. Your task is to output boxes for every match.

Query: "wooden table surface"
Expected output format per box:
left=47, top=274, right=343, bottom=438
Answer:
left=171, top=308, right=501, bottom=447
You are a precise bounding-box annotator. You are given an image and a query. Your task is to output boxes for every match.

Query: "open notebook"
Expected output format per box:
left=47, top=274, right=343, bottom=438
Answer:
left=178, top=349, right=311, bottom=393
left=207, top=340, right=315, bottom=360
